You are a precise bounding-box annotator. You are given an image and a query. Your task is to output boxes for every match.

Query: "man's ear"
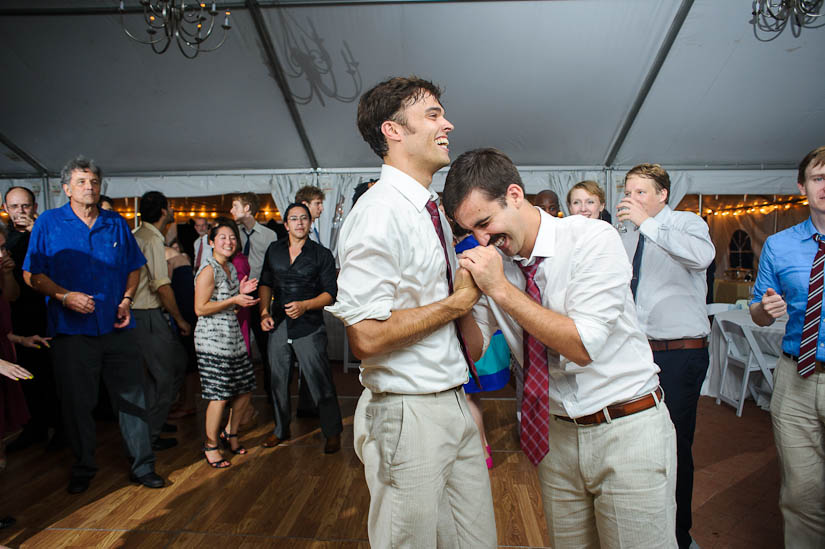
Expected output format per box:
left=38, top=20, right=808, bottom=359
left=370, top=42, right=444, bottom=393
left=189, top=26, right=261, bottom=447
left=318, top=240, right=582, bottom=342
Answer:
left=381, top=120, right=404, bottom=145
left=507, top=184, right=525, bottom=207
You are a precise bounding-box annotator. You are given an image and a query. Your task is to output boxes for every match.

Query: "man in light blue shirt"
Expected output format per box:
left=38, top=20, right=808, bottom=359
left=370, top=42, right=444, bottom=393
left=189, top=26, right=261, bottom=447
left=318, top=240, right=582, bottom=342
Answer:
left=750, top=145, right=825, bottom=549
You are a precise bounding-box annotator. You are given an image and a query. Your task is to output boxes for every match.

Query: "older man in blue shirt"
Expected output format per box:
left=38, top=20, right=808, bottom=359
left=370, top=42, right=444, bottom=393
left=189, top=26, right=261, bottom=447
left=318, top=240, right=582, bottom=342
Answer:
left=751, top=145, right=825, bottom=549
left=23, top=156, right=163, bottom=494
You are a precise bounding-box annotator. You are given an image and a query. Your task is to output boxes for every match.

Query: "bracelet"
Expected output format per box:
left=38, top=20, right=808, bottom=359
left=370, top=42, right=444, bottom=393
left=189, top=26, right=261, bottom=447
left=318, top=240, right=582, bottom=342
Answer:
left=122, top=295, right=134, bottom=303
left=61, top=292, right=70, bottom=306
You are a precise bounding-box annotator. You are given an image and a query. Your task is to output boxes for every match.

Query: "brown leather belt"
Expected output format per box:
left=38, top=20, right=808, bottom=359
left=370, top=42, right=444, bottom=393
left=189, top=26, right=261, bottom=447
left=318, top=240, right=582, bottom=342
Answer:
left=555, top=387, right=663, bottom=426
left=783, top=352, right=825, bottom=374
left=649, top=337, right=708, bottom=352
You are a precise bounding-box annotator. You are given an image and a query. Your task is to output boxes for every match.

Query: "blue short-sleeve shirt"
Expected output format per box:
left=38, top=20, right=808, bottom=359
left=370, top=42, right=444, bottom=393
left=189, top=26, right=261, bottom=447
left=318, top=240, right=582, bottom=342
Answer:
left=751, top=217, right=824, bottom=360
left=23, top=203, right=147, bottom=337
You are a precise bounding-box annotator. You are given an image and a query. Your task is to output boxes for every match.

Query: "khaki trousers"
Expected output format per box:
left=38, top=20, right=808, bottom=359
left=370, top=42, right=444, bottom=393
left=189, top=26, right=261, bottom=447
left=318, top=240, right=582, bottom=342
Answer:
left=353, top=387, right=497, bottom=548
left=538, top=399, right=678, bottom=548
left=771, top=353, right=825, bottom=549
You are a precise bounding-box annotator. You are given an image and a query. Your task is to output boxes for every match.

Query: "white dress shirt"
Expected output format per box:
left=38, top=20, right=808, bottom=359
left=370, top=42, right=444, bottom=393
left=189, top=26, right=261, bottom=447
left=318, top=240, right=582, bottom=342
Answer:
left=620, top=205, right=715, bottom=340
left=326, top=164, right=469, bottom=394
left=193, top=233, right=213, bottom=272
left=239, top=221, right=277, bottom=280
left=472, top=210, right=660, bottom=418
left=309, top=219, right=321, bottom=244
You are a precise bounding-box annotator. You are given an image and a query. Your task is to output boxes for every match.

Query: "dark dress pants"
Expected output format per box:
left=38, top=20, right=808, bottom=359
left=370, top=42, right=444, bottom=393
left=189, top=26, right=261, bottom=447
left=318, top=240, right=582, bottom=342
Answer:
left=133, top=308, right=186, bottom=438
left=51, top=331, right=155, bottom=479
left=267, top=322, right=343, bottom=439
left=654, top=347, right=709, bottom=549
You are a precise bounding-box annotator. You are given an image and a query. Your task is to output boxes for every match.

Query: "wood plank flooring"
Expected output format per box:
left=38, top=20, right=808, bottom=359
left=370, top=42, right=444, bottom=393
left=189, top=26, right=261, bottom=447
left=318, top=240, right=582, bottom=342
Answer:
left=1, top=365, right=781, bottom=548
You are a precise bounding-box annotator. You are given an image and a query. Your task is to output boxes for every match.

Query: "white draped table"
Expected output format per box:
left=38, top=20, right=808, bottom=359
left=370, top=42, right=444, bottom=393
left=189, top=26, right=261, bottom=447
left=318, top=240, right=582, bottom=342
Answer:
left=700, top=308, right=787, bottom=411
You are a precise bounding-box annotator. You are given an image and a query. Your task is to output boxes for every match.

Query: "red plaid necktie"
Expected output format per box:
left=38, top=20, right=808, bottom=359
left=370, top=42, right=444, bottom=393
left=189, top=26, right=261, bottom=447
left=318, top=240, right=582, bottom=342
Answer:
left=798, top=234, right=825, bottom=377
left=425, top=200, right=481, bottom=388
left=518, top=258, right=551, bottom=466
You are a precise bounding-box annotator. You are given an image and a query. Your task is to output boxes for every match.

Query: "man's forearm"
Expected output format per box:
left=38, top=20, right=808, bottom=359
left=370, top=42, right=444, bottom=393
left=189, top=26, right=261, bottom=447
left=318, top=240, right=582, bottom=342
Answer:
left=492, top=282, right=591, bottom=366
left=259, top=285, right=272, bottom=317
left=347, top=289, right=477, bottom=360
left=156, top=284, right=184, bottom=321
left=749, top=302, right=776, bottom=327
left=27, top=272, right=69, bottom=301
left=303, top=292, right=334, bottom=311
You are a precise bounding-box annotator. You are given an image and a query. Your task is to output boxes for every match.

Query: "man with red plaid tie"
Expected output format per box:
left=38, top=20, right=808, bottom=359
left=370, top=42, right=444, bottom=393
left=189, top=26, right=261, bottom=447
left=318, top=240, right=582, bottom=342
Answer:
left=328, top=76, right=496, bottom=548
left=444, top=148, right=677, bottom=549
left=750, top=145, right=825, bottom=549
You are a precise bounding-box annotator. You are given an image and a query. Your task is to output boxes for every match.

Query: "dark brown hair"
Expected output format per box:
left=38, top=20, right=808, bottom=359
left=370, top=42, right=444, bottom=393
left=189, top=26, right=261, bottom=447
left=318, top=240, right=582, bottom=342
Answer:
left=357, top=76, right=443, bottom=159
left=443, top=148, right=523, bottom=219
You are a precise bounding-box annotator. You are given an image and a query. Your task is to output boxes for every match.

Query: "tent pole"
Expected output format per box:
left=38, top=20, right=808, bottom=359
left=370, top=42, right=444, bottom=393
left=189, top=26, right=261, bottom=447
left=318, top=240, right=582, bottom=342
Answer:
left=698, top=193, right=702, bottom=216
left=135, top=196, right=139, bottom=229
left=603, top=0, right=695, bottom=167
left=246, top=0, right=319, bottom=170
left=41, top=175, right=50, bottom=211
left=774, top=195, right=778, bottom=234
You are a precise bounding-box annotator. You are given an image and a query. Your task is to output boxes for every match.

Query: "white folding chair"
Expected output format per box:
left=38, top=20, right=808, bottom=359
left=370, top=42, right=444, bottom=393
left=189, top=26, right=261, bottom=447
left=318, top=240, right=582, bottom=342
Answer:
left=707, top=302, right=735, bottom=316
left=716, top=319, right=777, bottom=417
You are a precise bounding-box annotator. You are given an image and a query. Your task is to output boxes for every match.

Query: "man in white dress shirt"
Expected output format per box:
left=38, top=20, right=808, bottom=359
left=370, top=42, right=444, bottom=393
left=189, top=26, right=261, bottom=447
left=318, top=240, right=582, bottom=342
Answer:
left=231, top=192, right=278, bottom=372
left=327, top=76, right=497, bottom=548
left=444, top=147, right=677, bottom=549
left=616, top=163, right=715, bottom=549
left=295, top=185, right=325, bottom=245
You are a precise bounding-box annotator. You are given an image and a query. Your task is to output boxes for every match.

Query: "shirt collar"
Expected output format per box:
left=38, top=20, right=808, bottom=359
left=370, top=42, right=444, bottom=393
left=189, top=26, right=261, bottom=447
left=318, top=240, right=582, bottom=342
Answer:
left=243, top=221, right=262, bottom=235
left=653, top=204, right=672, bottom=222
left=797, top=217, right=819, bottom=241
left=140, top=221, right=165, bottom=241
left=58, top=201, right=113, bottom=227
left=513, top=206, right=556, bottom=266
left=380, top=164, right=438, bottom=212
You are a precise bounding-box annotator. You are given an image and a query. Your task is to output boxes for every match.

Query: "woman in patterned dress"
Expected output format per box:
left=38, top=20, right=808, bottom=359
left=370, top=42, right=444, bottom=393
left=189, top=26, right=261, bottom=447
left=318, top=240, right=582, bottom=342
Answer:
left=194, top=220, right=259, bottom=468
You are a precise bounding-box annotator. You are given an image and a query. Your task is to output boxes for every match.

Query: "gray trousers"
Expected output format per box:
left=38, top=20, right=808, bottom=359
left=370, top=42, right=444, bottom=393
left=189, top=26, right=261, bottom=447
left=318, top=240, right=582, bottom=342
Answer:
left=51, top=331, right=155, bottom=479
left=267, top=322, right=342, bottom=439
left=133, top=308, right=187, bottom=438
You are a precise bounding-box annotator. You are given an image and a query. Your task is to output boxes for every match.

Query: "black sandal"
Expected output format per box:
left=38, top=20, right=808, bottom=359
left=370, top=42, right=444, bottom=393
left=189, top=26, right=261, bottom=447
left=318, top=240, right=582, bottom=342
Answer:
left=219, top=429, right=247, bottom=455
left=202, top=444, right=231, bottom=468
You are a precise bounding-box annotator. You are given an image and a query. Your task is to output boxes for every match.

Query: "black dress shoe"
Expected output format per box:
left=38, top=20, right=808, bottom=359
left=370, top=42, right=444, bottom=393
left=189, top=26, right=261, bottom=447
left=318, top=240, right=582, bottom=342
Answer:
left=67, top=476, right=91, bottom=494
left=161, top=422, right=178, bottom=433
left=129, top=471, right=165, bottom=489
left=324, top=434, right=341, bottom=454
left=0, top=516, right=16, bottom=529
left=151, top=437, right=178, bottom=451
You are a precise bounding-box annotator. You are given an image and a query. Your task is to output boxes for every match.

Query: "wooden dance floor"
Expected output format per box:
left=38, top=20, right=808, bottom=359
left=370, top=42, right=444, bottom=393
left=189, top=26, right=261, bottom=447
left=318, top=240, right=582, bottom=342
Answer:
left=1, top=364, right=782, bottom=548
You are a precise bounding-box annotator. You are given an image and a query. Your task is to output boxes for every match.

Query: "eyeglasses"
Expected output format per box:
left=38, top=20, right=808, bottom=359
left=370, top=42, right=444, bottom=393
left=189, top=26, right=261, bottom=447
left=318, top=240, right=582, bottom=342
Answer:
left=287, top=215, right=310, bottom=222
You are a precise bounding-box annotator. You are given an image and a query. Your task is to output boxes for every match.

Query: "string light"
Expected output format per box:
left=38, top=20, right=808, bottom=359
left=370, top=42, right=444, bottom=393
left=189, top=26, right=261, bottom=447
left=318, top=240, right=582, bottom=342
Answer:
left=707, top=196, right=807, bottom=217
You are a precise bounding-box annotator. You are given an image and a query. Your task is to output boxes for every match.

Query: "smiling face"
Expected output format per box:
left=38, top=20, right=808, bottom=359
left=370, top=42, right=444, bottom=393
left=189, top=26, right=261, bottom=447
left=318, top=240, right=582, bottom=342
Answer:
left=453, top=185, right=533, bottom=258
left=209, top=226, right=237, bottom=260
left=624, top=175, right=667, bottom=217
left=568, top=188, right=604, bottom=219
left=389, top=92, right=454, bottom=174
left=799, top=160, right=825, bottom=217
left=63, top=168, right=101, bottom=208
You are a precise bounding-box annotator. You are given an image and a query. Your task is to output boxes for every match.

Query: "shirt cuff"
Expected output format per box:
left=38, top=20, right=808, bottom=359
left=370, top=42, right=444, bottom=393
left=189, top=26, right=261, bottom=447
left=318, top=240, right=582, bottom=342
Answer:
left=571, top=315, right=610, bottom=362
left=638, top=216, right=660, bottom=240
left=325, top=298, right=393, bottom=326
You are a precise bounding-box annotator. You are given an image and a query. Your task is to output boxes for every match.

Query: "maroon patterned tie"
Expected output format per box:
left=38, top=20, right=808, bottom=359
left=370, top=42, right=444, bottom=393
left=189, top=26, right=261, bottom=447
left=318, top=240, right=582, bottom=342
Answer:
left=424, top=200, right=481, bottom=388
left=518, top=258, right=550, bottom=466
left=798, top=234, right=825, bottom=377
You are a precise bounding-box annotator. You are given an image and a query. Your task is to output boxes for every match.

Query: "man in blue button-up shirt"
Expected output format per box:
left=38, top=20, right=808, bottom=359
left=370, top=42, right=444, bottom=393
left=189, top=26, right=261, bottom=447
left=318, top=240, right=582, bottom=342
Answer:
left=23, top=156, right=163, bottom=495
left=751, top=145, right=825, bottom=548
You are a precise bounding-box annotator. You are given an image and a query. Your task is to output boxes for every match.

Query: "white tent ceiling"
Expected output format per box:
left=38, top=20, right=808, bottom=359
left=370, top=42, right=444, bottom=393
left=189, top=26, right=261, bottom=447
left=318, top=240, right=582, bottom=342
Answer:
left=0, top=0, right=822, bottom=186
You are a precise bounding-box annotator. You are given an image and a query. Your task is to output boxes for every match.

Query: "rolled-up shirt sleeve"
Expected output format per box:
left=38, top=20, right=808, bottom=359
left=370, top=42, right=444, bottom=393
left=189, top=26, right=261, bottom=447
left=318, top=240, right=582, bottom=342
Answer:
left=145, top=237, right=171, bottom=292
left=566, top=224, right=632, bottom=360
left=327, top=204, right=400, bottom=326
left=471, top=295, right=498, bottom=357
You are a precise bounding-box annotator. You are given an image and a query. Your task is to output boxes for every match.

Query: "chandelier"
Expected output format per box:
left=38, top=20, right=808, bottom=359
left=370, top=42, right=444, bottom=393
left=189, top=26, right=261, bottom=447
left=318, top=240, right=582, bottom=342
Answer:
left=119, top=1, right=232, bottom=58
left=752, top=0, right=825, bottom=40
